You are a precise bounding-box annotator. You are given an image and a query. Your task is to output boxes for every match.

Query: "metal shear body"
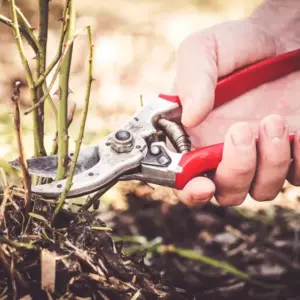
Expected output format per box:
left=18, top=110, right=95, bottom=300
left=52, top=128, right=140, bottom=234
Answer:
left=10, top=48, right=300, bottom=198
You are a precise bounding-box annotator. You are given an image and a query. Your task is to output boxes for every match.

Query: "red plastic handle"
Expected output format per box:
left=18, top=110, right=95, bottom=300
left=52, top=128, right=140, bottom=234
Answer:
left=175, top=135, right=295, bottom=189
left=159, top=48, right=300, bottom=189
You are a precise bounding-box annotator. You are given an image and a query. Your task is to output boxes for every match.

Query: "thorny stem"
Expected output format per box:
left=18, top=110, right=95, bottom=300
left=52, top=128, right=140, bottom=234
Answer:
left=35, top=0, right=49, bottom=150
left=0, top=14, right=38, bottom=52
left=15, top=6, right=57, bottom=119
left=51, top=101, right=76, bottom=156
left=9, top=0, right=45, bottom=157
left=56, top=0, right=76, bottom=180
left=52, top=26, right=94, bottom=224
left=34, top=0, right=71, bottom=88
left=10, top=82, right=31, bottom=221
left=24, top=27, right=86, bottom=115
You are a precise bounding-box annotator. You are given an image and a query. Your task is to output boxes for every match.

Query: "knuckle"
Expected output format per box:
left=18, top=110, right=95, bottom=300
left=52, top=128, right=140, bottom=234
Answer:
left=265, top=156, right=290, bottom=169
left=216, top=193, right=246, bottom=206
left=249, top=189, right=278, bottom=202
left=177, top=31, right=216, bottom=56
left=227, top=162, right=254, bottom=177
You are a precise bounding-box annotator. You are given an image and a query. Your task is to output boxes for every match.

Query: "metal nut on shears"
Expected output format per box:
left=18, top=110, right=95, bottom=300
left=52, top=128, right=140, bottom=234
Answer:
left=111, top=130, right=134, bottom=153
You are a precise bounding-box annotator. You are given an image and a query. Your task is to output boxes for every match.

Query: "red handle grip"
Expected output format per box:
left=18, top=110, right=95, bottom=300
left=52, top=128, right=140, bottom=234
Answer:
left=159, top=48, right=300, bottom=109
left=175, top=135, right=295, bottom=189
left=159, top=48, right=300, bottom=189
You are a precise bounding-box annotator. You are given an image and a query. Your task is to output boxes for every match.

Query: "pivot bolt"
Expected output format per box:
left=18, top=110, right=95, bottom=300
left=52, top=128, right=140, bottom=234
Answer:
left=111, top=130, right=134, bottom=153
left=151, top=145, right=160, bottom=155
left=115, top=130, right=131, bottom=142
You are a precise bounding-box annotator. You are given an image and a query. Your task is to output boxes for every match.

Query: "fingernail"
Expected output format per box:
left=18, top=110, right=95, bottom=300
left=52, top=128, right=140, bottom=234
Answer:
left=190, top=196, right=210, bottom=206
left=231, top=123, right=253, bottom=146
left=264, top=117, right=284, bottom=140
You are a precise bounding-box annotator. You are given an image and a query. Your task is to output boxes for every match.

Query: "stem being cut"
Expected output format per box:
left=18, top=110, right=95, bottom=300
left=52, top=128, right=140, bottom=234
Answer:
left=52, top=26, right=94, bottom=224
left=56, top=0, right=76, bottom=180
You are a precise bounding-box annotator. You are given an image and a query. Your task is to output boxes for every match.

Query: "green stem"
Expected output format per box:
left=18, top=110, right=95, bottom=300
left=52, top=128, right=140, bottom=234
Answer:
left=52, top=26, right=93, bottom=224
left=34, top=0, right=71, bottom=88
left=24, top=27, right=86, bottom=115
left=35, top=0, right=50, bottom=156
left=56, top=0, right=76, bottom=180
left=9, top=0, right=45, bottom=158
left=16, top=6, right=57, bottom=119
left=0, top=14, right=38, bottom=52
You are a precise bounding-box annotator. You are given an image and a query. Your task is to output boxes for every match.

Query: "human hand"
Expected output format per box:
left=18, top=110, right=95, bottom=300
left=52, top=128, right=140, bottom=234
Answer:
left=173, top=0, right=300, bottom=206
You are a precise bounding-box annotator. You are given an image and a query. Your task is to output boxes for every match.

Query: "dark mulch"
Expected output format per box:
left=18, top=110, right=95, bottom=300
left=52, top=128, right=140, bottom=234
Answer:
left=1, top=187, right=300, bottom=299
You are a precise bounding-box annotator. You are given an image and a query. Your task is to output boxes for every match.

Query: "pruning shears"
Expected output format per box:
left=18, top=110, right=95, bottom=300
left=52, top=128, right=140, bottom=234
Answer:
left=10, top=48, right=300, bottom=199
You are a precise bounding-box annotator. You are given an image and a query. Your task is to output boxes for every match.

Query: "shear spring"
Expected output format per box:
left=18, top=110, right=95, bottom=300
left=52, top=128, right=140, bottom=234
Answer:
left=156, top=118, right=191, bottom=153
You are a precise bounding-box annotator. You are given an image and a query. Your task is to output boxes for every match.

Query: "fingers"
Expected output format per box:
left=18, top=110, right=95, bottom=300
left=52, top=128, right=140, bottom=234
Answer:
left=175, top=20, right=276, bottom=128
left=214, top=122, right=257, bottom=206
left=175, top=115, right=293, bottom=207
left=249, top=115, right=291, bottom=201
left=287, top=131, right=300, bottom=186
left=173, top=177, right=215, bottom=207
left=175, top=31, right=217, bottom=128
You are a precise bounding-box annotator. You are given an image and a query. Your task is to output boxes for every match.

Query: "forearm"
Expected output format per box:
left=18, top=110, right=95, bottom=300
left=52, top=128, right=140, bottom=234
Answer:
left=249, top=0, right=300, bottom=52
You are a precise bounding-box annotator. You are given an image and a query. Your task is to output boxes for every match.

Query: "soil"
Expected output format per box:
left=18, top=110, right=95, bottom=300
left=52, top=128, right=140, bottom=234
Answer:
left=1, top=187, right=300, bottom=300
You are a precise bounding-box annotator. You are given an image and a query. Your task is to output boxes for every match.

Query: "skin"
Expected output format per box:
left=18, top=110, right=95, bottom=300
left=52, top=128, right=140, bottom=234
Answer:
left=172, top=0, right=300, bottom=206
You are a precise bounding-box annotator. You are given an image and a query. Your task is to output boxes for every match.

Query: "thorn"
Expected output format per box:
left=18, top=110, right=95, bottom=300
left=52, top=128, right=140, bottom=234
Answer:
left=68, top=87, right=74, bottom=95
left=32, top=55, right=37, bottom=60
left=53, top=88, right=61, bottom=98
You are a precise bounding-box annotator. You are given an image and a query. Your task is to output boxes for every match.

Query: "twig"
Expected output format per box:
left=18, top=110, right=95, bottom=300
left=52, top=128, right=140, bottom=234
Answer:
left=9, top=0, right=46, bottom=157
left=34, top=0, right=71, bottom=88
left=24, top=27, right=86, bottom=115
left=0, top=169, right=9, bottom=228
left=0, top=14, right=38, bottom=52
left=56, top=0, right=76, bottom=180
left=158, top=245, right=286, bottom=289
left=159, top=245, right=250, bottom=280
left=52, top=26, right=93, bottom=224
left=10, top=81, right=31, bottom=218
left=0, top=236, right=36, bottom=250
left=78, top=181, right=115, bottom=212
left=0, top=248, right=29, bottom=293
left=15, top=6, right=57, bottom=119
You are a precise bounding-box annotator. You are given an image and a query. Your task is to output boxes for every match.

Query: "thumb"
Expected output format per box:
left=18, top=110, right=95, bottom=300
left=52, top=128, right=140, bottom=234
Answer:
left=175, top=19, right=277, bottom=128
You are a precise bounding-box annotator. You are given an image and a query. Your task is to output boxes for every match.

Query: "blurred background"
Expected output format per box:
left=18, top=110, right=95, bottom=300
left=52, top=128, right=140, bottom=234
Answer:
left=1, top=0, right=299, bottom=212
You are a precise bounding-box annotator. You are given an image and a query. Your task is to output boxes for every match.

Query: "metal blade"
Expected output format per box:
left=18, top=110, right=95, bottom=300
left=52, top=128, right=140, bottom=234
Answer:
left=9, top=146, right=99, bottom=179
left=30, top=134, right=147, bottom=198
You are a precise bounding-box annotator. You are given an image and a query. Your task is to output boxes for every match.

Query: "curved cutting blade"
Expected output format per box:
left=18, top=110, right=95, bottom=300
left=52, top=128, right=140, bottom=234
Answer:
left=9, top=146, right=100, bottom=179
left=29, top=134, right=147, bottom=198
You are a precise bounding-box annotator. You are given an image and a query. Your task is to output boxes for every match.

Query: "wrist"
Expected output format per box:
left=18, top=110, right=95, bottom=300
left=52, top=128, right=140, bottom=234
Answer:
left=248, top=0, right=300, bottom=52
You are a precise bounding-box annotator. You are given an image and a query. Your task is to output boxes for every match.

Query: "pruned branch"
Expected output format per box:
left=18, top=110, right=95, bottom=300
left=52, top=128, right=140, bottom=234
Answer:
left=10, top=81, right=32, bottom=218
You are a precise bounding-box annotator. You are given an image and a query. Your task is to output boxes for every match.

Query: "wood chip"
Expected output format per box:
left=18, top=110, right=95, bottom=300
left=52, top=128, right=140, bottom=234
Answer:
left=41, top=249, right=56, bottom=293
